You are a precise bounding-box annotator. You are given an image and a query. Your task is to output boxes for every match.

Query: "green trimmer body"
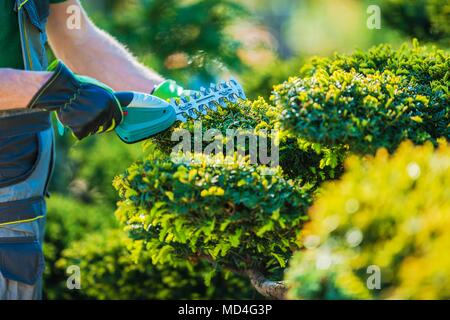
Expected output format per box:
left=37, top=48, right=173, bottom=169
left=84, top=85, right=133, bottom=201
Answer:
left=114, top=92, right=177, bottom=143
left=114, top=79, right=246, bottom=144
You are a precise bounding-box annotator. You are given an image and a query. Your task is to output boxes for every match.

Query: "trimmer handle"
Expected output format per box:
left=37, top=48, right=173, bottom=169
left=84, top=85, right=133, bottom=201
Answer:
left=114, top=92, right=177, bottom=144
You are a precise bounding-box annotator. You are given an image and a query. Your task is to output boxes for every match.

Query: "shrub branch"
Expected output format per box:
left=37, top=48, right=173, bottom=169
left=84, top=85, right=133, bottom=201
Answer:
left=197, top=253, right=287, bottom=299
left=244, top=270, right=287, bottom=300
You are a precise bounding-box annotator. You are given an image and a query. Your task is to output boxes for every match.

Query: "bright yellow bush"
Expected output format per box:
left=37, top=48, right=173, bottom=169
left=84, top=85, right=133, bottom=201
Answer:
left=286, top=141, right=450, bottom=299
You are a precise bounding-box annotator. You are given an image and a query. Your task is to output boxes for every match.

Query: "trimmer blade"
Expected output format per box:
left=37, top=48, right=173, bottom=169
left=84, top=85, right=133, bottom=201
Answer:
left=170, top=79, right=246, bottom=122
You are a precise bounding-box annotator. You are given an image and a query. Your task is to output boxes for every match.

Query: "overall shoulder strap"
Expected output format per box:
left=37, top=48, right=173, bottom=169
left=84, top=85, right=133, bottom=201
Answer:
left=16, top=0, right=50, bottom=71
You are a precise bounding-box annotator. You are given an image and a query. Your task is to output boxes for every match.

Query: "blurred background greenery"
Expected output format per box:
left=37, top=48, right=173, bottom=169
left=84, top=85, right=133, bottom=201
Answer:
left=44, top=0, right=449, bottom=299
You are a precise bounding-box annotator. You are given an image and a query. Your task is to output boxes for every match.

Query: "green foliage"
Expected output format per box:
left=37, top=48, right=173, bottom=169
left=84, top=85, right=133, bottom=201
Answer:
left=58, top=230, right=257, bottom=299
left=152, top=97, right=344, bottom=185
left=375, top=0, right=450, bottom=43
left=44, top=194, right=117, bottom=299
left=151, top=98, right=273, bottom=155
left=275, top=42, right=449, bottom=155
left=86, top=0, right=246, bottom=82
left=114, top=149, right=311, bottom=277
left=45, top=193, right=256, bottom=300
left=114, top=41, right=449, bottom=289
left=286, top=141, right=450, bottom=299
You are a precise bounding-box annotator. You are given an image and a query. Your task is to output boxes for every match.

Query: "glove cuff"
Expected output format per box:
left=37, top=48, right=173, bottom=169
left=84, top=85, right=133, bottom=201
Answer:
left=28, top=61, right=79, bottom=110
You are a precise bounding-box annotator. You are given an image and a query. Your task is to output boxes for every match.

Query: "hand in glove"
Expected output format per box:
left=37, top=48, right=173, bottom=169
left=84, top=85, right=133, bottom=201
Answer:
left=30, top=61, right=123, bottom=140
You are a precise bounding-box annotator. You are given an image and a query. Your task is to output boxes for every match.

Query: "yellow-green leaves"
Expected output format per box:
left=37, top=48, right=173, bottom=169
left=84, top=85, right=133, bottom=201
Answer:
left=201, top=186, right=225, bottom=197
left=114, top=153, right=309, bottom=276
left=275, top=42, right=449, bottom=155
left=410, top=116, right=423, bottom=123
left=286, top=141, right=450, bottom=300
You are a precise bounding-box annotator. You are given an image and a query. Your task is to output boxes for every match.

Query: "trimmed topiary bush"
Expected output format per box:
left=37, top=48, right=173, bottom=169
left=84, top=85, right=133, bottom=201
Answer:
left=152, top=96, right=345, bottom=185
left=113, top=148, right=311, bottom=297
left=274, top=41, right=449, bottom=155
left=285, top=140, right=450, bottom=299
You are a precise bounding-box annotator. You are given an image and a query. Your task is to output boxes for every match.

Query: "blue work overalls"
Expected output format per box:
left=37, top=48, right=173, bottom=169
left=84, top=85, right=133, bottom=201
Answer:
left=0, top=0, right=54, bottom=300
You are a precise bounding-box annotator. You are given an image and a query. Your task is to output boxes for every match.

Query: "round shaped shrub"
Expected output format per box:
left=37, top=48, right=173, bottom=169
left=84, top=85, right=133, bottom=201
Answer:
left=274, top=42, right=449, bottom=155
left=286, top=141, right=450, bottom=299
left=114, top=150, right=311, bottom=278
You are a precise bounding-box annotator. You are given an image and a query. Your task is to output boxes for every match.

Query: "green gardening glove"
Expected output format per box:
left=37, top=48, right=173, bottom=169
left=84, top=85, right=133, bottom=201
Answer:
left=152, top=80, right=195, bottom=100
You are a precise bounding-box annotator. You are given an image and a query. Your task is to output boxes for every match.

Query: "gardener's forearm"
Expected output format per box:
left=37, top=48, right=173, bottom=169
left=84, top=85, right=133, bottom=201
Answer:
left=47, top=0, right=163, bottom=92
left=0, top=69, right=52, bottom=110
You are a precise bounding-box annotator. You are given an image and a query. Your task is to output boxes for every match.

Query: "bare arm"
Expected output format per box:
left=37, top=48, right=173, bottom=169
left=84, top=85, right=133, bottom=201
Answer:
left=0, top=0, right=161, bottom=112
left=0, top=69, right=51, bottom=110
left=46, top=0, right=163, bottom=92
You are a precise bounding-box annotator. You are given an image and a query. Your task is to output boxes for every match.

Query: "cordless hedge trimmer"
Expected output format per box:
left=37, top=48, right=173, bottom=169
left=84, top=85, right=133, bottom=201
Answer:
left=114, top=79, right=246, bottom=144
left=2, top=60, right=246, bottom=143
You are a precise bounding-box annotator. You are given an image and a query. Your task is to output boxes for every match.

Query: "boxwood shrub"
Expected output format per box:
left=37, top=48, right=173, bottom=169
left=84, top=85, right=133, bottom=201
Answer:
left=152, top=96, right=345, bottom=186
left=114, top=147, right=311, bottom=278
left=274, top=41, right=449, bottom=155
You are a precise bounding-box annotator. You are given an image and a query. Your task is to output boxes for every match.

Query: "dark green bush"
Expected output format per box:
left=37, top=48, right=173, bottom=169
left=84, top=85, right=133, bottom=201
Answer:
left=152, top=97, right=344, bottom=185
left=275, top=42, right=449, bottom=155
left=374, top=0, right=450, bottom=43
left=44, top=194, right=117, bottom=299
left=58, top=230, right=257, bottom=299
